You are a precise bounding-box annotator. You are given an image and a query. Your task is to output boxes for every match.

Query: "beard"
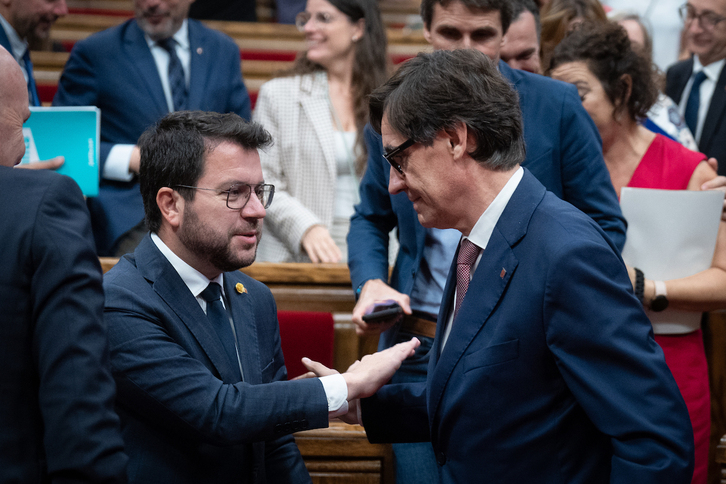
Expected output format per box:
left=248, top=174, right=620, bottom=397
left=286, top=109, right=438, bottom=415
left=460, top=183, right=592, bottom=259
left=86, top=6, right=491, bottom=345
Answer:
left=178, top=204, right=260, bottom=273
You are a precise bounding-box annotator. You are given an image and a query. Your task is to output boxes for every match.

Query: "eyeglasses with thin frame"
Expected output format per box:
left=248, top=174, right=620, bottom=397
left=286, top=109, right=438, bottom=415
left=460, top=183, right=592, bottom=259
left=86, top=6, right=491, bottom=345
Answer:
left=679, top=4, right=726, bottom=30
left=173, top=183, right=275, bottom=210
left=383, top=139, right=416, bottom=176
left=295, top=11, right=338, bottom=32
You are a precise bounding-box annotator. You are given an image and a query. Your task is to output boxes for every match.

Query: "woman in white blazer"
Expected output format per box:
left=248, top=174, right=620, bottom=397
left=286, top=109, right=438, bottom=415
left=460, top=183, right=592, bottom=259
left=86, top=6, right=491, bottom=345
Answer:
left=254, top=0, right=388, bottom=262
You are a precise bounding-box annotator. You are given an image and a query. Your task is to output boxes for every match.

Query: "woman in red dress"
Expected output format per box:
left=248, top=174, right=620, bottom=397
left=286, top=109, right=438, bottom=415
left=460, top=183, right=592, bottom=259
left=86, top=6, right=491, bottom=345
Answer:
left=549, top=22, right=726, bottom=484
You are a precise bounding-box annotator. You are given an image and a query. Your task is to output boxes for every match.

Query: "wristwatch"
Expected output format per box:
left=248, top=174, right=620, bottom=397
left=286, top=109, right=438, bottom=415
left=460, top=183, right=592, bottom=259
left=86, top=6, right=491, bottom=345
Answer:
left=650, top=280, right=669, bottom=312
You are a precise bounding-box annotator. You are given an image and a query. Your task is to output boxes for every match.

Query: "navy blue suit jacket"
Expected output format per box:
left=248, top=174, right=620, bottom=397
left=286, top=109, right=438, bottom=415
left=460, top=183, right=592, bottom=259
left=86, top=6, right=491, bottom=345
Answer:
left=666, top=58, right=726, bottom=175
left=361, top=169, right=694, bottom=483
left=348, top=61, right=626, bottom=350
left=104, top=235, right=328, bottom=483
left=0, top=167, right=127, bottom=483
left=53, top=19, right=252, bottom=255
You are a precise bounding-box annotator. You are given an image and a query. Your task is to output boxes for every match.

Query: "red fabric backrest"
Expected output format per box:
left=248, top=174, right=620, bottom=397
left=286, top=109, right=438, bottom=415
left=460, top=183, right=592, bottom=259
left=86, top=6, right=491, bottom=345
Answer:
left=277, top=311, right=334, bottom=379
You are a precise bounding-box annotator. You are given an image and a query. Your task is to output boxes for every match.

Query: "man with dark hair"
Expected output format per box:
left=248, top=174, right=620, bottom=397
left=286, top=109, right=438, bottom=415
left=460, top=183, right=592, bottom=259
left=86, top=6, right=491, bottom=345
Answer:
left=103, top=110, right=419, bottom=484
left=54, top=0, right=252, bottom=256
left=501, top=0, right=541, bottom=73
left=0, top=45, right=128, bottom=483
left=347, top=0, right=626, bottom=480
left=331, top=48, right=694, bottom=483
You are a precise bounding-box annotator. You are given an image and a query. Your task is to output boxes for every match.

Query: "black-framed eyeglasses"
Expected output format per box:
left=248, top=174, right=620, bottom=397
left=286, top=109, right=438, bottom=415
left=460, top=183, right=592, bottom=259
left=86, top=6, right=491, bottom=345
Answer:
left=173, top=183, right=275, bottom=210
left=383, top=139, right=416, bottom=176
left=679, top=4, right=726, bottom=30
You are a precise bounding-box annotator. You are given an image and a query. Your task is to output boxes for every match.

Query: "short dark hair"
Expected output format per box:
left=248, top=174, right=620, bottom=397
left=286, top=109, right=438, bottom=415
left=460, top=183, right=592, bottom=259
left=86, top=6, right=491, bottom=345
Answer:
left=138, top=111, right=272, bottom=233
left=420, top=0, right=513, bottom=34
left=548, top=22, right=658, bottom=121
left=370, top=49, right=525, bottom=171
left=511, top=0, right=541, bottom=39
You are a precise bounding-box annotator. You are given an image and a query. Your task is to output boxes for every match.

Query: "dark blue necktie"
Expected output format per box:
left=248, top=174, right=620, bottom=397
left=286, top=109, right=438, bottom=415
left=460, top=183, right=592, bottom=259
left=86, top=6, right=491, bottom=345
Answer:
left=200, top=283, right=241, bottom=379
left=22, top=49, right=40, bottom=106
left=157, top=38, right=188, bottom=112
left=684, top=70, right=707, bottom=136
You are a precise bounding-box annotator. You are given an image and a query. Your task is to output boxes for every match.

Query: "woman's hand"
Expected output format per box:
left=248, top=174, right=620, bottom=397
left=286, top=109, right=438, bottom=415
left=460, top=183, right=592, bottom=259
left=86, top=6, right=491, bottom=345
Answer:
left=301, top=225, right=342, bottom=263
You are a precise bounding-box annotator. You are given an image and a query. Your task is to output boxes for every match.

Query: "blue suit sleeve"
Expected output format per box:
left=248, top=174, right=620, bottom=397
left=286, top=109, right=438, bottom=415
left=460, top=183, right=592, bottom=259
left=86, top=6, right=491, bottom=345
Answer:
left=33, top=175, right=128, bottom=482
left=53, top=42, right=117, bottom=171
left=545, top=238, right=694, bottom=482
left=347, top=124, right=399, bottom=291
left=556, top=85, right=627, bottom=251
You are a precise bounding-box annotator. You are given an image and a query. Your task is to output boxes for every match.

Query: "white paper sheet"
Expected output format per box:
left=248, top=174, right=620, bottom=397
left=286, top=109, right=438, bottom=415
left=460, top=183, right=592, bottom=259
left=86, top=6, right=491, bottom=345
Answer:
left=620, top=187, right=723, bottom=333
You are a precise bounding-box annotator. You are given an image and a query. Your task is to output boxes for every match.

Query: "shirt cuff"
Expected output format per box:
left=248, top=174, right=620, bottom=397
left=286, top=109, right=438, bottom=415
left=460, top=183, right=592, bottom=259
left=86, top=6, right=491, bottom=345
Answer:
left=320, top=374, right=348, bottom=417
left=104, top=144, right=136, bottom=181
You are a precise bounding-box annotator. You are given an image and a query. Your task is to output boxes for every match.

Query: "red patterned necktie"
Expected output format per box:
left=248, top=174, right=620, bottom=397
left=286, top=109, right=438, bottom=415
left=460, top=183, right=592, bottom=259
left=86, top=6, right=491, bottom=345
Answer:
left=454, top=238, right=481, bottom=319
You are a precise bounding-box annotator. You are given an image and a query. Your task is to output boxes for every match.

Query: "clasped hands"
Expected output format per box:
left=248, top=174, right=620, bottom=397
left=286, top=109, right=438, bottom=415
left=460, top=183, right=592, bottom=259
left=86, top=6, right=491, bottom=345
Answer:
left=296, top=337, right=420, bottom=424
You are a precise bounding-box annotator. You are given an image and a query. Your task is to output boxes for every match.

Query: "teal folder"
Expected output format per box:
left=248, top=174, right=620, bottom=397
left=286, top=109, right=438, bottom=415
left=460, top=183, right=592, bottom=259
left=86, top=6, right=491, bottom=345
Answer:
left=22, top=107, right=100, bottom=197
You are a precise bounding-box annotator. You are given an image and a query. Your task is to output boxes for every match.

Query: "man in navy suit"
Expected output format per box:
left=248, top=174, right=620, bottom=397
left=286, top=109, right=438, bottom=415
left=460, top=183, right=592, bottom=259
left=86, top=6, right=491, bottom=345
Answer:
left=346, top=0, right=625, bottom=480
left=54, top=0, right=252, bottom=256
left=103, top=110, right=419, bottom=483
left=665, top=0, right=726, bottom=175
left=0, top=46, right=127, bottom=483
left=346, top=48, right=694, bottom=484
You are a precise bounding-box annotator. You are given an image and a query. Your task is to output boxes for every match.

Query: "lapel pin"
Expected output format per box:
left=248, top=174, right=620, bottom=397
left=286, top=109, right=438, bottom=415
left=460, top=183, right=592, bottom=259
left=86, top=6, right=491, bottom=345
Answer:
left=500, top=268, right=506, bottom=278
left=197, top=47, right=203, bottom=55
left=235, top=283, right=247, bottom=294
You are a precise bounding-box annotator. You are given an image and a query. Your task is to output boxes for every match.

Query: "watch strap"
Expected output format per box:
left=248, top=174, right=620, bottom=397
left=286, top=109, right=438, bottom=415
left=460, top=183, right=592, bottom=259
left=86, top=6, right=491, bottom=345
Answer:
left=634, top=268, right=645, bottom=304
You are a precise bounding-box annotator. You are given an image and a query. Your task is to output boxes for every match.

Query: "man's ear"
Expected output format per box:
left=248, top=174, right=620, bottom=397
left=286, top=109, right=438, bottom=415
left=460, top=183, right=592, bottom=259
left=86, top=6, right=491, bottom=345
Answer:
left=444, top=122, right=473, bottom=161
left=423, top=25, right=433, bottom=44
left=157, top=187, right=184, bottom=229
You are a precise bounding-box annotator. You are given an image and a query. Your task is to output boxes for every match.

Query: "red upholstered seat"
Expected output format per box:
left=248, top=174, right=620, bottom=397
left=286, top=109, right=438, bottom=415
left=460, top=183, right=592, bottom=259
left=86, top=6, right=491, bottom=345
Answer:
left=277, top=311, right=334, bottom=379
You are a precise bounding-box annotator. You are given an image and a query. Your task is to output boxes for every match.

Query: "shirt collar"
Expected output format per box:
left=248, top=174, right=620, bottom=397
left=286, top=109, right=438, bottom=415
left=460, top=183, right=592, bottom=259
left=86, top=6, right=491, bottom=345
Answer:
left=144, top=19, right=190, bottom=50
left=150, top=232, right=225, bottom=298
left=464, top=166, right=524, bottom=250
left=693, top=56, right=725, bottom=82
left=0, top=14, right=28, bottom=63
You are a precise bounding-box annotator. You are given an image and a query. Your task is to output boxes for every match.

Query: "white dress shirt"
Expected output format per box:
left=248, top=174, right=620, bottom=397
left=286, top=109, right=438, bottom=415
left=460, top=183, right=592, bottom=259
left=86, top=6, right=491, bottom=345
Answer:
left=0, top=14, right=32, bottom=104
left=678, top=56, right=726, bottom=144
left=150, top=233, right=348, bottom=415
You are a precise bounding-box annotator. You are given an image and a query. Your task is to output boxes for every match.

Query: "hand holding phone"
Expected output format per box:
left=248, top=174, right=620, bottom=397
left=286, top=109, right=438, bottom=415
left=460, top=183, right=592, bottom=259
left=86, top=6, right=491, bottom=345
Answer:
left=362, top=301, right=404, bottom=324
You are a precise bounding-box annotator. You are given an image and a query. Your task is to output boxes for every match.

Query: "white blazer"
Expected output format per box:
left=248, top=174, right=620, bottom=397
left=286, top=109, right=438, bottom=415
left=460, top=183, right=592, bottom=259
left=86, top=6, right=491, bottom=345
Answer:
left=254, top=72, right=339, bottom=262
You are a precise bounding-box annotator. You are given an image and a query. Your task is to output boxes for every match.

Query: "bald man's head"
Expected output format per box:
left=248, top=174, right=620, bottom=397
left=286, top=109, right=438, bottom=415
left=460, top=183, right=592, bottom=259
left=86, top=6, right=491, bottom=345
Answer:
left=0, top=46, right=31, bottom=167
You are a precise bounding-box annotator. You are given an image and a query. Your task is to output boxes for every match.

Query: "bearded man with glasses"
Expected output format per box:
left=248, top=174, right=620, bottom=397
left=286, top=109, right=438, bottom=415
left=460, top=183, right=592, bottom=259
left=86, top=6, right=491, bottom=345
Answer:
left=667, top=0, right=726, bottom=173
left=102, top=110, right=421, bottom=484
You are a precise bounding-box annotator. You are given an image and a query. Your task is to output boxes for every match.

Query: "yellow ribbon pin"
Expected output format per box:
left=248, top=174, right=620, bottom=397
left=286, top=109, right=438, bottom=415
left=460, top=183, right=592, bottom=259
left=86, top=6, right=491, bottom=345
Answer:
left=235, top=283, right=247, bottom=294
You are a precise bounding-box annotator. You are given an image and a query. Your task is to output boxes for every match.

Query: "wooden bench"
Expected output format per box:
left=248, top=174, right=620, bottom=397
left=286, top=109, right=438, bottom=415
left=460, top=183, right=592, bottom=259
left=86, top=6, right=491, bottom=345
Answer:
left=295, top=421, right=394, bottom=484
left=47, top=14, right=429, bottom=58
left=66, top=0, right=422, bottom=28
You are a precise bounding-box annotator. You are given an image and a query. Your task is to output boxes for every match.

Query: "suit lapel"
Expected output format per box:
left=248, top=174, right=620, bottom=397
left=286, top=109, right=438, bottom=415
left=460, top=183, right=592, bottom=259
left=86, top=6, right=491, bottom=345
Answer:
left=135, top=236, right=242, bottom=382
left=123, top=20, right=169, bottom=114
left=427, top=231, right=517, bottom=433
left=187, top=20, right=211, bottom=110
left=222, top=275, right=263, bottom=384
left=426, top=170, right=544, bottom=436
left=668, top=58, right=694, bottom=105
left=700, top=63, right=726, bottom=152
left=300, top=72, right=337, bottom=182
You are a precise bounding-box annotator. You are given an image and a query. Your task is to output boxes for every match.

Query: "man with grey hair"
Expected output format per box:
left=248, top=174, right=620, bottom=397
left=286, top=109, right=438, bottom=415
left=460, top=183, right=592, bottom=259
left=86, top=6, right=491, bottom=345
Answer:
left=337, top=48, right=694, bottom=484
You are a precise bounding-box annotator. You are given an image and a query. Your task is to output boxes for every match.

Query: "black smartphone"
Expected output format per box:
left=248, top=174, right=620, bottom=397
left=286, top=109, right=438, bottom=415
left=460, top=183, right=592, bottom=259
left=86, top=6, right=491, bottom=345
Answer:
left=362, top=302, right=403, bottom=323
